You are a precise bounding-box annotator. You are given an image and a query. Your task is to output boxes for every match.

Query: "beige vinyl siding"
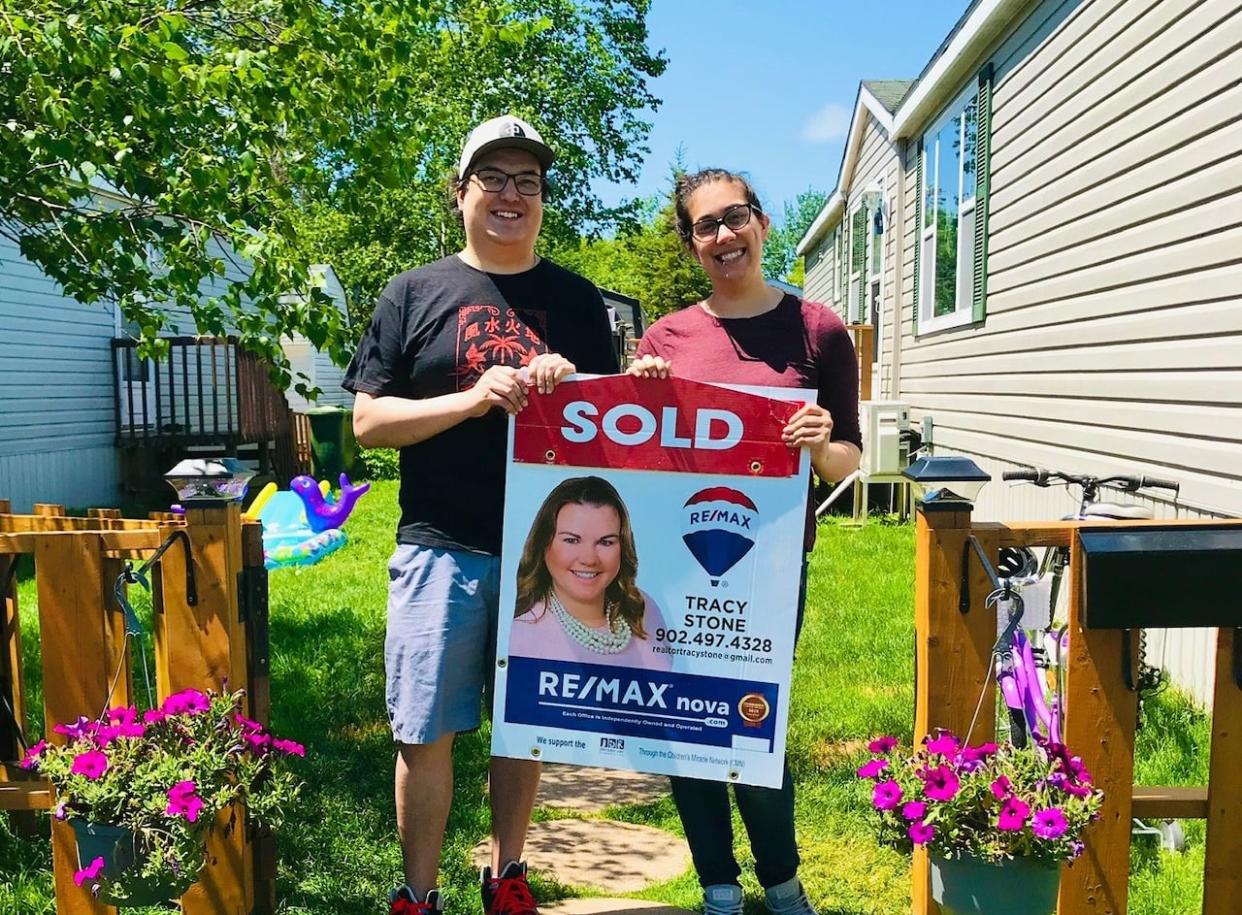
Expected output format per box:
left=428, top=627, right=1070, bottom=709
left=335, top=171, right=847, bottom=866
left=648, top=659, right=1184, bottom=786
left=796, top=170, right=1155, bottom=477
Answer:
left=896, top=0, right=1242, bottom=519
left=801, top=233, right=838, bottom=319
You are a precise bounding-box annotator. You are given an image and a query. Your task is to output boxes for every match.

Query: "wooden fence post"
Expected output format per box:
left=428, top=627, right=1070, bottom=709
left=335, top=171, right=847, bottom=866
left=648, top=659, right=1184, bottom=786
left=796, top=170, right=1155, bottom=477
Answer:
left=241, top=520, right=277, bottom=915
left=156, top=502, right=254, bottom=914
left=1057, top=534, right=1138, bottom=915
left=1203, top=626, right=1242, bottom=915
left=36, top=533, right=131, bottom=915
left=911, top=508, right=997, bottom=915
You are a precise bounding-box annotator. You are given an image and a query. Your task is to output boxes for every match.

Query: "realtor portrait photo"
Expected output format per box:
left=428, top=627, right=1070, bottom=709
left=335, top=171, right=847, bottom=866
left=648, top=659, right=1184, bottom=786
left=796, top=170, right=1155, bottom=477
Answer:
left=509, top=475, right=671, bottom=670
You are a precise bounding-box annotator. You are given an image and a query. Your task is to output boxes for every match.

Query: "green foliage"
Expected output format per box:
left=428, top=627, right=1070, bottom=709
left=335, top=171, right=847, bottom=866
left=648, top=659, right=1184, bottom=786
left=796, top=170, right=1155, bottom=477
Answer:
left=762, top=187, right=828, bottom=285
left=22, top=689, right=301, bottom=904
left=293, top=0, right=667, bottom=325
left=0, top=0, right=664, bottom=379
left=359, top=447, right=401, bottom=482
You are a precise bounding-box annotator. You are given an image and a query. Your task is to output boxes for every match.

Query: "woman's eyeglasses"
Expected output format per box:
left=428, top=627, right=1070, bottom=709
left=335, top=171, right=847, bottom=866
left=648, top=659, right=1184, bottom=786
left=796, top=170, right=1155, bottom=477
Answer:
left=689, top=203, right=759, bottom=241
left=469, top=168, right=545, bottom=197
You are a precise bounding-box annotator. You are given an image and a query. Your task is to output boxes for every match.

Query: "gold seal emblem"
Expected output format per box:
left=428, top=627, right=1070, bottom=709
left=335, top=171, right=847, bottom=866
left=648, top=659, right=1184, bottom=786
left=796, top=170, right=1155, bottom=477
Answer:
left=738, top=693, right=770, bottom=728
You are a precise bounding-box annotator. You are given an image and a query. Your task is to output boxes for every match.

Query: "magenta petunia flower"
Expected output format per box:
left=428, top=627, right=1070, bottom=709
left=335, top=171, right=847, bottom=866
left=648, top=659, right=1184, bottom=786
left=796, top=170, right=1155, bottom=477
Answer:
left=162, top=688, right=211, bottom=715
left=990, top=776, right=1013, bottom=800
left=54, top=716, right=95, bottom=740
left=19, top=739, right=48, bottom=770
left=867, top=736, right=898, bottom=754
left=921, top=765, right=960, bottom=802
left=271, top=738, right=305, bottom=757
left=1032, top=808, right=1069, bottom=840
left=901, top=801, right=927, bottom=821
left=243, top=731, right=272, bottom=753
left=107, top=706, right=138, bottom=726
left=998, top=796, right=1032, bottom=831
left=857, top=758, right=888, bottom=780
left=924, top=732, right=960, bottom=758
left=73, top=856, right=106, bottom=887
left=71, top=750, right=109, bottom=780
left=908, top=821, right=936, bottom=844
left=873, top=780, right=904, bottom=811
left=143, top=708, right=169, bottom=725
left=234, top=713, right=264, bottom=733
left=165, top=780, right=205, bottom=823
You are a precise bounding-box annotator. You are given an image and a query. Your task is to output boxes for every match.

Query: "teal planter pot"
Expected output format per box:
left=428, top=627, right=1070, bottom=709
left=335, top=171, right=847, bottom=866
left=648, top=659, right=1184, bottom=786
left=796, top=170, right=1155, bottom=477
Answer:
left=71, top=820, right=192, bottom=908
left=931, top=855, right=1060, bottom=915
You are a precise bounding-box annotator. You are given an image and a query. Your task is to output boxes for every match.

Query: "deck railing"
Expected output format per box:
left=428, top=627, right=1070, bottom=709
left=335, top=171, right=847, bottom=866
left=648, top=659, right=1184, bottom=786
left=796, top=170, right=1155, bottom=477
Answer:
left=111, top=337, right=293, bottom=446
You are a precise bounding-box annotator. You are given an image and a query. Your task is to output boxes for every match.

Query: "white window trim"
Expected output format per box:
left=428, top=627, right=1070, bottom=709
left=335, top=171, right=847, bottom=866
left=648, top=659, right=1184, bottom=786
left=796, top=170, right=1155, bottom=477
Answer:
left=917, top=84, right=979, bottom=336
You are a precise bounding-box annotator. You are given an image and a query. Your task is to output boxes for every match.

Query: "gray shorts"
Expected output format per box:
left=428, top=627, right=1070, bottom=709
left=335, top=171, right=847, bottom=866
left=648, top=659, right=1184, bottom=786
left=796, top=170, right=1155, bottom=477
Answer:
left=385, top=544, right=501, bottom=745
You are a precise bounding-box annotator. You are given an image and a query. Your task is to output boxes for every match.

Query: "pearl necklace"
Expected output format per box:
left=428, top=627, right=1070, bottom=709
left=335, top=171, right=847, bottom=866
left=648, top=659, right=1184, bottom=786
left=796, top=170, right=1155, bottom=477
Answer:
left=547, top=590, right=632, bottom=655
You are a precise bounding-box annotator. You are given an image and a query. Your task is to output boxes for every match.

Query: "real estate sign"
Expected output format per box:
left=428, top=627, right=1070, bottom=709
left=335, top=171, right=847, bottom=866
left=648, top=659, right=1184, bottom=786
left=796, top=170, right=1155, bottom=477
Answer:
left=490, top=374, right=811, bottom=787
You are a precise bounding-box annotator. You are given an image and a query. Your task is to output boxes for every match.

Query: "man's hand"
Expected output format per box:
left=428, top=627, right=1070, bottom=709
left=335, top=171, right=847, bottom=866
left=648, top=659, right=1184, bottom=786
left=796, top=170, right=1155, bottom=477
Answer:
left=469, top=365, right=528, bottom=416
left=626, top=354, right=672, bottom=379
left=782, top=404, right=833, bottom=453
left=525, top=352, right=576, bottom=395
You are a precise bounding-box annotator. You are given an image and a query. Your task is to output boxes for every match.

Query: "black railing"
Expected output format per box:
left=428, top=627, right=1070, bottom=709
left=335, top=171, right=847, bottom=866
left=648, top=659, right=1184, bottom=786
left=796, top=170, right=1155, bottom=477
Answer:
left=111, top=337, right=292, bottom=447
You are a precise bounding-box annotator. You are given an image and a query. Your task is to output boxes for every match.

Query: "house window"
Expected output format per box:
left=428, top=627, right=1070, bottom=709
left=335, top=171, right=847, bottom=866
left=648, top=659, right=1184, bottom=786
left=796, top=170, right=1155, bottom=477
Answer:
left=847, top=189, right=884, bottom=326
left=918, top=86, right=979, bottom=333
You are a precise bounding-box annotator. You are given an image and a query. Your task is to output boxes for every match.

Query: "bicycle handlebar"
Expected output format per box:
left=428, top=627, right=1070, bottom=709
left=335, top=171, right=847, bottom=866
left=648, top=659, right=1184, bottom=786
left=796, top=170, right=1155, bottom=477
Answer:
left=1001, top=467, right=1180, bottom=494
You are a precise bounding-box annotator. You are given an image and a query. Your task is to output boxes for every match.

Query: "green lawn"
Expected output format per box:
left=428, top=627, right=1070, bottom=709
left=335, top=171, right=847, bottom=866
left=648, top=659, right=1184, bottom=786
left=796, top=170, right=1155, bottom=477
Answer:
left=0, top=482, right=1211, bottom=913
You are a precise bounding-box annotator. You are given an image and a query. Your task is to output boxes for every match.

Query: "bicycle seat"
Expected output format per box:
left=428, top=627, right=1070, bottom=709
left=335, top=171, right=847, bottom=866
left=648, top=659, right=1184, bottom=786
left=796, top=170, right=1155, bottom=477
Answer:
left=1081, top=501, right=1153, bottom=520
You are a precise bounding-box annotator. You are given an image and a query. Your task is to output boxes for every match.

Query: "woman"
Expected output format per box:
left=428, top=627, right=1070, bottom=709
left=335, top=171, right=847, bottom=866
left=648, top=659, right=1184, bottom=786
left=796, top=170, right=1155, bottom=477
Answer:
left=628, top=169, right=862, bottom=915
left=509, top=476, right=670, bottom=670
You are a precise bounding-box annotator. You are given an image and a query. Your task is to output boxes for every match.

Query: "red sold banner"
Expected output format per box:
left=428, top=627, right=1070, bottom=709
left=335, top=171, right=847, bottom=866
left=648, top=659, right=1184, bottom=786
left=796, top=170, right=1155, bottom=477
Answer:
left=513, top=375, right=805, bottom=478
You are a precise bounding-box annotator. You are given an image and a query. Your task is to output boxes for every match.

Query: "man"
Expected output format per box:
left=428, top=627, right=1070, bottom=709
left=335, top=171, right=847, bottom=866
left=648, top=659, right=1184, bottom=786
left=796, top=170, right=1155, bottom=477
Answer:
left=344, top=115, right=620, bottom=915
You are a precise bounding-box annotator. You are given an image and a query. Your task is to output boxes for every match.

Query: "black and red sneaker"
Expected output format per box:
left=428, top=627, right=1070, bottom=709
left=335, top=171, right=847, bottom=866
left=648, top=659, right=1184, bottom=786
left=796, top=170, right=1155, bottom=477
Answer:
left=389, top=886, right=443, bottom=915
left=481, top=861, right=539, bottom=915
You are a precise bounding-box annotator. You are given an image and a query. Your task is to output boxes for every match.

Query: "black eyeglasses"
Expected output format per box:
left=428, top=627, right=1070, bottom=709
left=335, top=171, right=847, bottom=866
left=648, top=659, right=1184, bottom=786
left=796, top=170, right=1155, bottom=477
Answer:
left=689, top=203, right=760, bottom=241
left=468, top=168, right=545, bottom=197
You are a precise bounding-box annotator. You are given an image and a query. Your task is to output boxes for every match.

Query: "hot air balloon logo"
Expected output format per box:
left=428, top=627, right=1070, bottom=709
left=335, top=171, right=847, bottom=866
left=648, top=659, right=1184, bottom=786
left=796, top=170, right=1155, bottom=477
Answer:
left=681, top=487, right=758, bottom=586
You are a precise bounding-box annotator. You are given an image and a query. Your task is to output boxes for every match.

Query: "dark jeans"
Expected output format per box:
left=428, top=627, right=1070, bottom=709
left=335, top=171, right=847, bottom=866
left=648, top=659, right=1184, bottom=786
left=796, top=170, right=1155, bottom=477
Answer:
left=670, top=559, right=809, bottom=889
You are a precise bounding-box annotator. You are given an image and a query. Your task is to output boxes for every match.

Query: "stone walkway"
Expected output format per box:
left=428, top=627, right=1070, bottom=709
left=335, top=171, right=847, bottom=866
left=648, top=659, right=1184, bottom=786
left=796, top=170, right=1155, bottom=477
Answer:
left=472, top=763, right=694, bottom=912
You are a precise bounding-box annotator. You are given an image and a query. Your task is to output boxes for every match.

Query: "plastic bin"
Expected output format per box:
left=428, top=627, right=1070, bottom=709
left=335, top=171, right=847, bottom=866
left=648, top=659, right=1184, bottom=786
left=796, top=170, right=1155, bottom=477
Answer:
left=305, top=406, right=359, bottom=479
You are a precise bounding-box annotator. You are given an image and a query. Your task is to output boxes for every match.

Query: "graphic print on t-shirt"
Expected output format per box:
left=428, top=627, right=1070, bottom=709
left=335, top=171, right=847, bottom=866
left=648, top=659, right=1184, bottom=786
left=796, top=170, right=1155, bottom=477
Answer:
left=456, top=304, right=549, bottom=389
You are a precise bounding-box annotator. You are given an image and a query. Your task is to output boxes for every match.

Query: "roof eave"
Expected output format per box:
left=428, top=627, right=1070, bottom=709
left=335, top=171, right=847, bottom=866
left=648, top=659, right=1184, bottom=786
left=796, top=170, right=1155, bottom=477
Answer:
left=892, top=0, right=1034, bottom=137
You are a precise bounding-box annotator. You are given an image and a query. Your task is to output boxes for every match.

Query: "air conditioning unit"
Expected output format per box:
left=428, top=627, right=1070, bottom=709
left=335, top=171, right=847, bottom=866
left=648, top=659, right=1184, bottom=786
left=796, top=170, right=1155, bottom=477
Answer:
left=860, top=401, right=910, bottom=476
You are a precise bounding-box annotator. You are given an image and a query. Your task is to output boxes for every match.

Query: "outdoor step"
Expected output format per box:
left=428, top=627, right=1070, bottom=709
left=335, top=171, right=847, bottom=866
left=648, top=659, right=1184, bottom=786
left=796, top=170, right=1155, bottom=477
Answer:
left=472, top=819, right=689, bottom=893
left=536, top=764, right=669, bottom=813
left=544, top=899, right=695, bottom=915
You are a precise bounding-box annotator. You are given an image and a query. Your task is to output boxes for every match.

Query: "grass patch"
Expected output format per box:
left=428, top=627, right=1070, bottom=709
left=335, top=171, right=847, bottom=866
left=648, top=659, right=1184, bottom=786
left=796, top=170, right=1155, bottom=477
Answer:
left=0, top=491, right=1213, bottom=913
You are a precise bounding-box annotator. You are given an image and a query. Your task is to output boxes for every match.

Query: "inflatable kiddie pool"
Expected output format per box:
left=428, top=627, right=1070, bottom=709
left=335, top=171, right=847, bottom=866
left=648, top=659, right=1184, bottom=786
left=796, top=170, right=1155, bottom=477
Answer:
left=245, top=474, right=369, bottom=569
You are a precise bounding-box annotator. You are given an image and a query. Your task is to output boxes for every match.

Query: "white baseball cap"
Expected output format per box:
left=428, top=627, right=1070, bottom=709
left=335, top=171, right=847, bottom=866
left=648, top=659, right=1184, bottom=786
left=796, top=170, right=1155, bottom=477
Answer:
left=457, top=115, right=556, bottom=177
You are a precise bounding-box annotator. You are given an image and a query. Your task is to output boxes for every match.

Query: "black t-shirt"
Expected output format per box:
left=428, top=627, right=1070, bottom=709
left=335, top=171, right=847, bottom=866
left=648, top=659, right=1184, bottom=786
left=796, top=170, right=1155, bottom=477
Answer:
left=343, top=254, right=619, bottom=554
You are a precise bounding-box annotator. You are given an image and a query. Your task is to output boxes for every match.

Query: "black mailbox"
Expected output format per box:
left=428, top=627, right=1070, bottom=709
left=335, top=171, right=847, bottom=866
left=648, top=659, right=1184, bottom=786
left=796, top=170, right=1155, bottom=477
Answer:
left=1078, top=527, right=1242, bottom=630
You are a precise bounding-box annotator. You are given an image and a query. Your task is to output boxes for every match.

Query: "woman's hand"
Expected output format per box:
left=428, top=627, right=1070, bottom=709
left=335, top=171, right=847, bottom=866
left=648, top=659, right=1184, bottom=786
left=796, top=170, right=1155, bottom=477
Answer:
left=782, top=403, right=833, bottom=457
left=525, top=352, right=576, bottom=395
left=626, top=355, right=672, bottom=379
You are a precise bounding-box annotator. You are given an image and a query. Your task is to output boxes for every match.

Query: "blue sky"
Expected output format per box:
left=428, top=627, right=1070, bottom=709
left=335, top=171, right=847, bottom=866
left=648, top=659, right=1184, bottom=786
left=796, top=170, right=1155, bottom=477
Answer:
left=593, top=1, right=969, bottom=224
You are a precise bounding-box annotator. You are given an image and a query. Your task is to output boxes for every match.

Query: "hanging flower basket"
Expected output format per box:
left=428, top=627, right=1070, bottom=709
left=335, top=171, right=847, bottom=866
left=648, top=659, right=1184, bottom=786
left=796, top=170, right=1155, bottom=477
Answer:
left=856, top=731, right=1103, bottom=915
left=19, top=688, right=303, bottom=906
left=930, top=853, right=1060, bottom=915
left=70, top=819, right=194, bottom=907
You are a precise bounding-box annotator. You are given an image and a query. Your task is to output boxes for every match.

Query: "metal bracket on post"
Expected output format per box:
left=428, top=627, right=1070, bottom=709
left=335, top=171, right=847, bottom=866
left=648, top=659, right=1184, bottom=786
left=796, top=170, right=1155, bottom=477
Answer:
left=238, top=566, right=270, bottom=676
left=960, top=535, right=1002, bottom=614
